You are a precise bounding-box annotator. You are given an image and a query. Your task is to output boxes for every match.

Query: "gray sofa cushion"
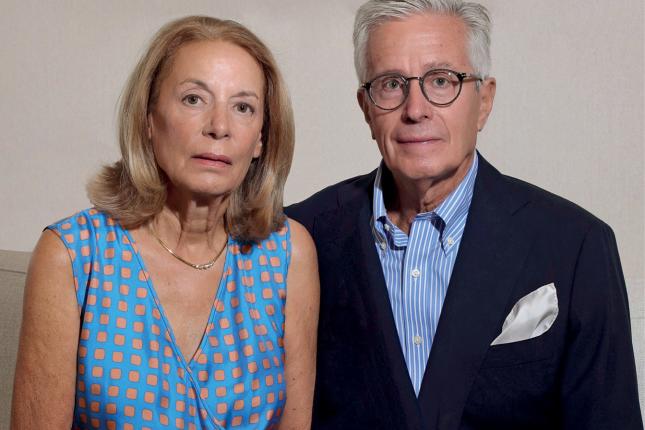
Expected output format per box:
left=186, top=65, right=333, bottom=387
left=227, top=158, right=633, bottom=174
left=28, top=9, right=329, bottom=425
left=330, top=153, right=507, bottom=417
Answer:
left=0, top=250, right=29, bottom=428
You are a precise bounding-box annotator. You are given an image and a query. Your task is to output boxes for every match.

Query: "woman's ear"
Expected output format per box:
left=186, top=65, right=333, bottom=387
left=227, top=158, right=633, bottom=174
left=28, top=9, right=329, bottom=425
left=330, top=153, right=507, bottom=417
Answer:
left=147, top=113, right=153, bottom=140
left=252, top=134, right=262, bottom=159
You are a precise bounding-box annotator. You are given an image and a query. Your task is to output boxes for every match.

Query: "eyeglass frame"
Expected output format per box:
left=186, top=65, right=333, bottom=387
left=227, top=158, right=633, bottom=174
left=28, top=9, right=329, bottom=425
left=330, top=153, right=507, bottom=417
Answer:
left=361, top=68, right=483, bottom=111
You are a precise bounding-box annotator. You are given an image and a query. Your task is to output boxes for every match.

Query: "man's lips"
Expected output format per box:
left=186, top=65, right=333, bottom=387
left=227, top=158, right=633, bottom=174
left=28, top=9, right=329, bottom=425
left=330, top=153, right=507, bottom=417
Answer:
left=192, top=153, right=232, bottom=165
left=396, top=137, right=442, bottom=144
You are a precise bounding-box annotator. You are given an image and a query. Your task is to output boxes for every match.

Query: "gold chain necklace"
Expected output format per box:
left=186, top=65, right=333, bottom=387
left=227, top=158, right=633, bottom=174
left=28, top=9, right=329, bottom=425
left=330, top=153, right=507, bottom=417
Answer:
left=148, top=223, right=227, bottom=271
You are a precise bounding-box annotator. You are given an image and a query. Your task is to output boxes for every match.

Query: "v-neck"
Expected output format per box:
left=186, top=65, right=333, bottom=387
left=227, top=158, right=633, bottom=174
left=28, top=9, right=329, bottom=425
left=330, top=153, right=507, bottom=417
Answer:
left=122, top=227, right=231, bottom=370
left=59, top=209, right=289, bottom=429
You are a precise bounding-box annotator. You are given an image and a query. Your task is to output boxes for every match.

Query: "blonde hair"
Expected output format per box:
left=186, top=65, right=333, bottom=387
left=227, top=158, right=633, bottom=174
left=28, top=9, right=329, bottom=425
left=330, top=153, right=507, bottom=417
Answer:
left=87, top=16, right=294, bottom=242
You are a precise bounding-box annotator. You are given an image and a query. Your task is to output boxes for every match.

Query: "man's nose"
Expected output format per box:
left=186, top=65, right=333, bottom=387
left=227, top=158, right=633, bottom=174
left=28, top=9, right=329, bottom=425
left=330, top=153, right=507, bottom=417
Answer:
left=402, top=78, right=433, bottom=122
left=202, top=105, right=230, bottom=139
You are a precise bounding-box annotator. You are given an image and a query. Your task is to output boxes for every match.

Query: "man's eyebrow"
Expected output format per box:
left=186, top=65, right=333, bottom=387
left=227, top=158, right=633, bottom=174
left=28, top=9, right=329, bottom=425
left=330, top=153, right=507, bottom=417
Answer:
left=369, top=62, right=457, bottom=79
left=423, top=61, right=454, bottom=70
left=368, top=68, right=406, bottom=79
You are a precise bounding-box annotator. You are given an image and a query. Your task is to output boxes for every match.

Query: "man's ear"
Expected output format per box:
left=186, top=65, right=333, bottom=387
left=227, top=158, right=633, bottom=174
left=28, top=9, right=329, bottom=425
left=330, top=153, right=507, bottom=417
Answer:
left=477, top=77, right=496, bottom=131
left=357, top=89, right=376, bottom=140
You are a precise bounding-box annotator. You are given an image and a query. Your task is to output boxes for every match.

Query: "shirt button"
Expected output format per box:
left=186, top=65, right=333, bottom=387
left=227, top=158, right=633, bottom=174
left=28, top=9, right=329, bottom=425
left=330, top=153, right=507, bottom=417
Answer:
left=379, top=242, right=387, bottom=250
left=384, top=223, right=391, bottom=231
left=447, top=236, right=455, bottom=246
left=413, top=335, right=423, bottom=345
left=411, top=268, right=421, bottom=278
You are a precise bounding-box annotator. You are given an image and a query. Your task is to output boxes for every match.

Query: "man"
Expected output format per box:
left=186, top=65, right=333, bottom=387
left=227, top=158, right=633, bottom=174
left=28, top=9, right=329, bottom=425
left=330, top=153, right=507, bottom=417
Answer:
left=286, top=0, right=643, bottom=429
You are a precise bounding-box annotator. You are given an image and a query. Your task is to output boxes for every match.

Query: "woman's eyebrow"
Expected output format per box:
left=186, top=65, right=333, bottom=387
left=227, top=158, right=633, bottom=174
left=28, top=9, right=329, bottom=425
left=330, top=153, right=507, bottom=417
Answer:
left=231, top=91, right=260, bottom=99
left=178, top=79, right=259, bottom=100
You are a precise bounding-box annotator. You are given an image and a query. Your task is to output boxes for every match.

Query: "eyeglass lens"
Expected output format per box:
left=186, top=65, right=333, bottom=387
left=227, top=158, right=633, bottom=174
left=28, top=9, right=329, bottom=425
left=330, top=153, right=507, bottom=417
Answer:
left=368, top=70, right=462, bottom=110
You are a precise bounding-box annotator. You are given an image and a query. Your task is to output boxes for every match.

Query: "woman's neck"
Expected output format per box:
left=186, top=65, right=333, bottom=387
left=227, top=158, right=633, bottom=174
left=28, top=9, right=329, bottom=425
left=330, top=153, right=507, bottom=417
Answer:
left=150, top=188, right=230, bottom=260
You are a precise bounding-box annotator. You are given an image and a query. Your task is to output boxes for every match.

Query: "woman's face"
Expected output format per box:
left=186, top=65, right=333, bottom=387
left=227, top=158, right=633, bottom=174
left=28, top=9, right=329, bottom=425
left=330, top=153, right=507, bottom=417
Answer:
left=148, top=40, right=265, bottom=199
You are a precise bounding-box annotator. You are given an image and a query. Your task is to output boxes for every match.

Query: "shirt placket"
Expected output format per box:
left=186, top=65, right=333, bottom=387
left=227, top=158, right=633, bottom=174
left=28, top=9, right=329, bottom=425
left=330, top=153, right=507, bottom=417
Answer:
left=401, top=217, right=438, bottom=393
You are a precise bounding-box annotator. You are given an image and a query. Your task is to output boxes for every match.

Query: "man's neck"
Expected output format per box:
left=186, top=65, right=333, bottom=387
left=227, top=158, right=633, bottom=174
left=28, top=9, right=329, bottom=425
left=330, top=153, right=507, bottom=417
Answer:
left=383, top=156, right=474, bottom=235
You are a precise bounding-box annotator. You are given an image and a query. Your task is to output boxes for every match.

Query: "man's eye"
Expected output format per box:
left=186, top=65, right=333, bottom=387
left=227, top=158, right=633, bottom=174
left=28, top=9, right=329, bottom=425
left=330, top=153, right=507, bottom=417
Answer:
left=431, top=77, right=450, bottom=88
left=383, top=79, right=402, bottom=90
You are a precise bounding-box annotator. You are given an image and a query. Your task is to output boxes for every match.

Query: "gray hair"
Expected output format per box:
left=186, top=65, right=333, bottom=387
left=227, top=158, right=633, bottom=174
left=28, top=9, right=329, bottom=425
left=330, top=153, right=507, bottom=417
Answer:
left=353, top=0, right=492, bottom=83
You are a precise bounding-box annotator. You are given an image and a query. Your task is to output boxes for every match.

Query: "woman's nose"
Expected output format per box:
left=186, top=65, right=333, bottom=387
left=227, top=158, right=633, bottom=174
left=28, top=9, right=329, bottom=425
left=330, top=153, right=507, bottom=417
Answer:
left=202, top=105, right=230, bottom=139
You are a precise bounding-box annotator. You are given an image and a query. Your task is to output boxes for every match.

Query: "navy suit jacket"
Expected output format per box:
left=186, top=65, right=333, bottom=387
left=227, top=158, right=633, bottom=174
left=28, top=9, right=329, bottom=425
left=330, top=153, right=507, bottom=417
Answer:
left=285, top=155, right=642, bottom=430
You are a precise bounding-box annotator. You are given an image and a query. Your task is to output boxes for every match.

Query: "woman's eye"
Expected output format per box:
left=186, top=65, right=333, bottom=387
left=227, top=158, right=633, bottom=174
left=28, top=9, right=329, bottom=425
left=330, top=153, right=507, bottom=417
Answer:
left=236, top=103, right=254, bottom=114
left=183, top=94, right=202, bottom=105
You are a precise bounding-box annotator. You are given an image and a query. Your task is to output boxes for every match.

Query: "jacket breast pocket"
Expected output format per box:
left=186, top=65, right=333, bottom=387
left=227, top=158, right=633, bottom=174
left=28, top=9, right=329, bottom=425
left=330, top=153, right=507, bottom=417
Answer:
left=479, top=326, right=555, bottom=369
left=465, top=330, right=559, bottom=426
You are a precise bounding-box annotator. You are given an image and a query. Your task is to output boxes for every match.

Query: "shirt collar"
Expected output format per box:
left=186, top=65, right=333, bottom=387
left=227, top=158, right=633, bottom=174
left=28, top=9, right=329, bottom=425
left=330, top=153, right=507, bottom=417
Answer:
left=372, top=153, right=478, bottom=236
left=430, top=154, right=478, bottom=231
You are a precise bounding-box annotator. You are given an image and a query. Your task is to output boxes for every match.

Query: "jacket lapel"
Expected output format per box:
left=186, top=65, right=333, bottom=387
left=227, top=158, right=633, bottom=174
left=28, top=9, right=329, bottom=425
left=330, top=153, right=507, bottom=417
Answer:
left=313, top=174, right=423, bottom=429
left=417, top=156, right=536, bottom=429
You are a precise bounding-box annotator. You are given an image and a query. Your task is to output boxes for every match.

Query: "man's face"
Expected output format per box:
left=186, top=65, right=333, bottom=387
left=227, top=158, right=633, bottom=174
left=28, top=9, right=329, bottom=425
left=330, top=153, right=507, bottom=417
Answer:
left=358, top=13, right=495, bottom=189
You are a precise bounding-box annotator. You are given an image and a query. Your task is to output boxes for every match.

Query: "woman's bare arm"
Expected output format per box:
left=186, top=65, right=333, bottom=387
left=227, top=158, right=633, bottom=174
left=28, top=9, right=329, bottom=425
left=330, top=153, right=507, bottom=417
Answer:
left=278, top=219, right=320, bottom=430
left=11, top=229, right=80, bottom=429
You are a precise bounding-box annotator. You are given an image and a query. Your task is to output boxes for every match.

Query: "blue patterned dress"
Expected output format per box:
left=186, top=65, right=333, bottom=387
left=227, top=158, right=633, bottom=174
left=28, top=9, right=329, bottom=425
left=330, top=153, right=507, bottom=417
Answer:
left=48, top=208, right=290, bottom=429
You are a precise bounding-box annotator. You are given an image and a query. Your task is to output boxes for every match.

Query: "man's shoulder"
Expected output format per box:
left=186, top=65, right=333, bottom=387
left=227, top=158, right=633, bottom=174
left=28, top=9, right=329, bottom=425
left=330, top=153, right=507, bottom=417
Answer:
left=498, top=170, right=608, bottom=231
left=475, top=155, right=608, bottom=236
left=285, top=170, right=376, bottom=229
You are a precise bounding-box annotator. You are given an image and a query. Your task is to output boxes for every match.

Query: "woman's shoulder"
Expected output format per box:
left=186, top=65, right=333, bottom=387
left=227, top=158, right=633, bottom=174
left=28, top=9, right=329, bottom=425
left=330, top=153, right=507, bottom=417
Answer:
left=46, top=208, right=126, bottom=255
left=48, top=208, right=117, bottom=232
left=228, top=217, right=315, bottom=266
left=258, top=217, right=314, bottom=253
left=284, top=217, right=316, bottom=265
left=47, top=208, right=127, bottom=243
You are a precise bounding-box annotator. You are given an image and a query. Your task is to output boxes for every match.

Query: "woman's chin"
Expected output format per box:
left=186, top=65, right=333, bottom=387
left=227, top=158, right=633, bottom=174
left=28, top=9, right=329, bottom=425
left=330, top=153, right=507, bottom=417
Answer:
left=168, top=182, right=233, bottom=202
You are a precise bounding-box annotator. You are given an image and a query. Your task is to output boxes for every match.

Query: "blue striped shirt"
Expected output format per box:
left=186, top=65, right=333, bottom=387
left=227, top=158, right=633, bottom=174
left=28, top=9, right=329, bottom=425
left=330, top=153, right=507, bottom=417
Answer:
left=371, top=154, right=478, bottom=395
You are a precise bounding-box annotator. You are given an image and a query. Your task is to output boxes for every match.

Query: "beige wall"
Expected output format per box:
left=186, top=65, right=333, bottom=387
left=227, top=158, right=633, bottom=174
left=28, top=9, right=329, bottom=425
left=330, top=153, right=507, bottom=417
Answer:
left=1, top=0, right=643, bottom=386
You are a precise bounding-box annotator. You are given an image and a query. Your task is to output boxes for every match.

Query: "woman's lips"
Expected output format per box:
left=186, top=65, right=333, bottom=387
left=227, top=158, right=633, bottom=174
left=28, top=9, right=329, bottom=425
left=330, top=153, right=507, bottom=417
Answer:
left=192, top=153, right=232, bottom=166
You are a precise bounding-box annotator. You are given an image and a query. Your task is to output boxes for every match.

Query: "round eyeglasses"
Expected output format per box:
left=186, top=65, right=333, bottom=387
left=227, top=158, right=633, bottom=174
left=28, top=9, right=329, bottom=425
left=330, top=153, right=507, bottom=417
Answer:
left=361, top=68, right=483, bottom=111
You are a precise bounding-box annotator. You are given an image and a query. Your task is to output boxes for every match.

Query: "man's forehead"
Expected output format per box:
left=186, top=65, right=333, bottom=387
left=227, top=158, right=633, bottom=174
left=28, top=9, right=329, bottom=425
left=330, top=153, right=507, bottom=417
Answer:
left=367, top=13, right=468, bottom=49
left=365, top=14, right=470, bottom=75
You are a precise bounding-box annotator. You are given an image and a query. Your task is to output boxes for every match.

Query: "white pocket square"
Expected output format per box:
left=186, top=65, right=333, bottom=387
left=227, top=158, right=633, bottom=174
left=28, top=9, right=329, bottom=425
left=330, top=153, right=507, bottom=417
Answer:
left=491, top=283, right=558, bottom=346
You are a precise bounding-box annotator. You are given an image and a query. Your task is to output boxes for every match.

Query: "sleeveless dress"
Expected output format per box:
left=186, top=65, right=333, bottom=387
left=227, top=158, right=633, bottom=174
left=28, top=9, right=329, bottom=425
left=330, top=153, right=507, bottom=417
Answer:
left=48, top=208, right=290, bottom=430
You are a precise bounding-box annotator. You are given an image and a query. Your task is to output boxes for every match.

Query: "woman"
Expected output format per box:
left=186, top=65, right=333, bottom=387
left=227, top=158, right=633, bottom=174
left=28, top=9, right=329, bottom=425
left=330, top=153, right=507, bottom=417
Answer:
left=11, top=16, right=319, bottom=430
